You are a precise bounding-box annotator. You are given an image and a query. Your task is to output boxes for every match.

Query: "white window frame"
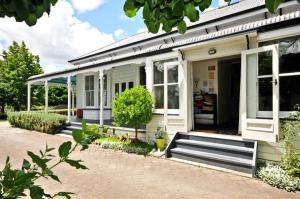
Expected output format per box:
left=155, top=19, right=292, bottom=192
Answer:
left=152, top=58, right=180, bottom=115
left=84, top=74, right=95, bottom=108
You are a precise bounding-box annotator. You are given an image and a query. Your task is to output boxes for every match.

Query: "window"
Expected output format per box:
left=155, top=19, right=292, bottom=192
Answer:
left=260, top=36, right=300, bottom=112
left=128, top=81, right=134, bottom=89
left=85, top=75, right=94, bottom=107
left=153, top=58, right=179, bottom=111
left=99, top=74, right=107, bottom=107
left=114, top=81, right=134, bottom=97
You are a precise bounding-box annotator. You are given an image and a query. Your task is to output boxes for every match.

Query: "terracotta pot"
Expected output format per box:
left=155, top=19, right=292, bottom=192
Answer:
left=77, top=109, right=83, bottom=119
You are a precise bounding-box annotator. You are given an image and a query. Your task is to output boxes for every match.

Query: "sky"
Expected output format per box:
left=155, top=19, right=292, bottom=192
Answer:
left=0, top=0, right=228, bottom=73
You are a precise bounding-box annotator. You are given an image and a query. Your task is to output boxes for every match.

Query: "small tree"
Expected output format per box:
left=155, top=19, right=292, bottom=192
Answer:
left=112, top=85, right=153, bottom=141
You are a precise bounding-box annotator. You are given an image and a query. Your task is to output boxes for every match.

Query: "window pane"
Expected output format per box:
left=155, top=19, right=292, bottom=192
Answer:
left=280, top=75, right=300, bottom=111
left=121, top=82, right=126, bottom=92
left=85, top=76, right=89, bottom=90
left=103, top=75, right=107, bottom=106
left=258, top=78, right=272, bottom=111
left=258, top=51, right=272, bottom=76
left=167, top=65, right=178, bottom=83
left=279, top=52, right=300, bottom=74
left=139, top=66, right=146, bottom=85
left=90, top=91, right=94, bottom=106
left=90, top=75, right=94, bottom=90
left=168, top=85, right=179, bottom=109
left=129, top=81, right=134, bottom=89
left=153, top=86, right=164, bottom=109
left=86, top=92, right=90, bottom=106
left=153, top=61, right=164, bottom=84
left=115, top=83, right=119, bottom=95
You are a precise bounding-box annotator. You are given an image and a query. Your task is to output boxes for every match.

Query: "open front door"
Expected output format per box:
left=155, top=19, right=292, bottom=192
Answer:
left=241, top=44, right=279, bottom=143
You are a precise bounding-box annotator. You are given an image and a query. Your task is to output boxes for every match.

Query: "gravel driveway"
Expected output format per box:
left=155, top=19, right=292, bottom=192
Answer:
left=0, top=122, right=299, bottom=199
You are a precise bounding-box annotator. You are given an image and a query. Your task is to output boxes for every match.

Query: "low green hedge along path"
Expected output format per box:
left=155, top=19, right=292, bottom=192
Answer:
left=7, top=112, right=66, bottom=134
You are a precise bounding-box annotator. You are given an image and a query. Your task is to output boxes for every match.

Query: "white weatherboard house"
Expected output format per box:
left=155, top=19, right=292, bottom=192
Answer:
left=28, top=0, right=300, bottom=176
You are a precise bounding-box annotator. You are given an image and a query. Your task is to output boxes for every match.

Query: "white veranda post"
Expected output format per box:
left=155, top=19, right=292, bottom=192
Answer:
left=67, top=76, right=71, bottom=123
left=99, top=69, right=104, bottom=126
left=27, top=83, right=31, bottom=112
left=72, top=87, right=75, bottom=116
left=45, top=80, right=48, bottom=114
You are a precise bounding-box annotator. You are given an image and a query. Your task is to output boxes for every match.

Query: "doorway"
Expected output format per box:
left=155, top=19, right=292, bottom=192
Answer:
left=192, top=57, right=241, bottom=135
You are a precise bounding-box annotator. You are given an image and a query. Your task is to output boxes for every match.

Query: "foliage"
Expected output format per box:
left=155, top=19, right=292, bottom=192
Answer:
left=155, top=126, right=167, bottom=139
left=281, top=105, right=300, bottom=177
left=112, top=85, right=153, bottom=140
left=123, top=0, right=300, bottom=34
left=0, top=130, right=90, bottom=199
left=72, top=120, right=104, bottom=145
left=0, top=41, right=43, bottom=112
left=0, top=0, right=58, bottom=26
left=94, top=136, right=154, bottom=155
left=7, top=111, right=66, bottom=134
left=282, top=151, right=300, bottom=178
left=48, top=86, right=68, bottom=106
left=257, top=163, right=300, bottom=192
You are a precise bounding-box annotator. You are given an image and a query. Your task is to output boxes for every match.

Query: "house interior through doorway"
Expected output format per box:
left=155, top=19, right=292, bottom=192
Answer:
left=192, top=56, right=241, bottom=135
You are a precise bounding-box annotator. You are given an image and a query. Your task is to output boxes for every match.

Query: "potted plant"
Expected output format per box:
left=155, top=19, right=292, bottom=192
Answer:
left=155, top=127, right=167, bottom=151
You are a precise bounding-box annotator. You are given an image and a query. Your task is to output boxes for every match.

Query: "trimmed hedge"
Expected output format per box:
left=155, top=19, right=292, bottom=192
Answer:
left=7, top=112, right=67, bottom=134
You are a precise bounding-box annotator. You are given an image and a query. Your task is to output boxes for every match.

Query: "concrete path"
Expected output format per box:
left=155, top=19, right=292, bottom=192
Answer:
left=0, top=122, right=299, bottom=199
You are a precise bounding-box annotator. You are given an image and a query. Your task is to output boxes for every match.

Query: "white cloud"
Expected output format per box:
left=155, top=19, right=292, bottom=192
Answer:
left=71, top=0, right=104, bottom=13
left=114, top=28, right=125, bottom=38
left=136, top=27, right=147, bottom=34
left=0, top=0, right=114, bottom=73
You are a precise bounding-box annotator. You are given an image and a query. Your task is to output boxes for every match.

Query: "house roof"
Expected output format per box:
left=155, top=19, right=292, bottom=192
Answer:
left=69, top=0, right=267, bottom=63
left=28, top=0, right=300, bottom=82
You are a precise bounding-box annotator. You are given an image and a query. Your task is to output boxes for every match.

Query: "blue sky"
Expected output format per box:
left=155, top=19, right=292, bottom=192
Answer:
left=73, top=0, right=222, bottom=40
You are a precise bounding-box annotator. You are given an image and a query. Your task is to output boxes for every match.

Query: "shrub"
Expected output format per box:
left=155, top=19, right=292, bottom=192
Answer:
left=112, top=85, right=153, bottom=140
left=94, top=136, right=154, bottom=155
left=257, top=163, right=300, bottom=192
left=7, top=111, right=66, bottom=134
left=0, top=112, right=7, bottom=120
left=283, top=151, right=300, bottom=177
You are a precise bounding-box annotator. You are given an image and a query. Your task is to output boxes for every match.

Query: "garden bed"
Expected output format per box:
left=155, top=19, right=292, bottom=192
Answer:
left=94, top=136, right=154, bottom=156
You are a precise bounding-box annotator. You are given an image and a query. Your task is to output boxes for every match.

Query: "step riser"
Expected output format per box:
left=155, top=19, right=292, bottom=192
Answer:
left=171, top=152, right=253, bottom=174
left=66, top=126, right=82, bottom=131
left=179, top=134, right=254, bottom=148
left=176, top=143, right=253, bottom=160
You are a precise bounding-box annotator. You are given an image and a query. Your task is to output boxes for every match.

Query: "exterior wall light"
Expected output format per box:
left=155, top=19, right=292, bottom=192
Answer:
left=208, top=48, right=217, bottom=55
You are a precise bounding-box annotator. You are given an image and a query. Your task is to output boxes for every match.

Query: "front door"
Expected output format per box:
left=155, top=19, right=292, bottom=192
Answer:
left=241, top=44, right=279, bottom=142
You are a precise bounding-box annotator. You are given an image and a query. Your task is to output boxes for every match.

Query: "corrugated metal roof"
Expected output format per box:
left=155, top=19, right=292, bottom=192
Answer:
left=70, top=0, right=266, bottom=62
left=28, top=7, right=300, bottom=81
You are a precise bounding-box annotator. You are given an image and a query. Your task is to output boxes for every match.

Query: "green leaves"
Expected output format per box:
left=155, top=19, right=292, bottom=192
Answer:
left=65, top=159, right=88, bottom=170
left=122, top=0, right=299, bottom=35
left=27, top=151, right=47, bottom=170
left=124, top=0, right=139, bottom=17
left=265, top=0, right=283, bottom=13
left=177, top=20, right=187, bottom=34
left=185, top=2, right=199, bottom=22
left=58, top=141, right=72, bottom=158
left=0, top=0, right=59, bottom=26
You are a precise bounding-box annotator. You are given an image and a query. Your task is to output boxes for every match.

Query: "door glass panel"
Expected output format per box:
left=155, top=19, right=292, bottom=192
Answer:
left=153, top=62, right=164, bottom=84
left=128, top=81, right=134, bottom=89
left=153, top=86, right=164, bottom=109
left=258, top=77, right=272, bottom=111
left=258, top=51, right=272, bottom=76
left=246, top=54, right=257, bottom=119
left=115, top=83, right=119, bottom=95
